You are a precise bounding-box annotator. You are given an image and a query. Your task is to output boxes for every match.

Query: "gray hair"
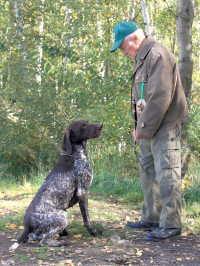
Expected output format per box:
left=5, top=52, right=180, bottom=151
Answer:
left=124, top=29, right=145, bottom=42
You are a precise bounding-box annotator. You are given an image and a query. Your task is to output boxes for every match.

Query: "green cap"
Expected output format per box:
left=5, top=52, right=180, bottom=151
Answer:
left=110, top=21, right=139, bottom=53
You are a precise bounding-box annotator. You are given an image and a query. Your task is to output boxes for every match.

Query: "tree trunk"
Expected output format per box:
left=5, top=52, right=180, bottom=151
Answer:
left=14, top=1, right=27, bottom=65
left=36, top=0, right=45, bottom=86
left=176, top=0, right=194, bottom=99
left=140, top=0, right=152, bottom=35
left=129, top=0, right=135, bottom=19
left=177, top=0, right=194, bottom=179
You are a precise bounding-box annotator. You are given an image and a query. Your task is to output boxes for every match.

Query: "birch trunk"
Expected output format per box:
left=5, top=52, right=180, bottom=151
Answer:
left=177, top=0, right=194, bottom=178
left=130, top=0, right=135, bottom=19
left=62, top=5, right=71, bottom=69
left=140, top=0, right=152, bottom=35
left=61, top=5, right=71, bottom=92
left=36, top=0, right=45, bottom=85
left=176, top=0, right=194, bottom=99
left=14, top=1, right=27, bottom=65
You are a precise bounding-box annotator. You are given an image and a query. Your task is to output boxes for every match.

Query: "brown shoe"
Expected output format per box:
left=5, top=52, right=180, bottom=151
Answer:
left=125, top=221, right=159, bottom=231
left=144, top=227, right=181, bottom=241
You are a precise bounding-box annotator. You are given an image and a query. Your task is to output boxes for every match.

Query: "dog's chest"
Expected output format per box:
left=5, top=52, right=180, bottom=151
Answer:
left=74, top=159, right=93, bottom=184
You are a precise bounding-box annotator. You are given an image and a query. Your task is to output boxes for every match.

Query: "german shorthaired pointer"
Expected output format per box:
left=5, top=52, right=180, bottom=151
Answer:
left=9, top=120, right=102, bottom=250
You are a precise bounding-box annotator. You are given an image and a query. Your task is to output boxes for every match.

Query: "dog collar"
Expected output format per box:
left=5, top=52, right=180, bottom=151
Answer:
left=61, top=151, right=86, bottom=160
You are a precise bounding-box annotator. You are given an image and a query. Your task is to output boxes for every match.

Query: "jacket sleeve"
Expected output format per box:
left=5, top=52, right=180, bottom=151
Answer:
left=136, top=50, right=175, bottom=138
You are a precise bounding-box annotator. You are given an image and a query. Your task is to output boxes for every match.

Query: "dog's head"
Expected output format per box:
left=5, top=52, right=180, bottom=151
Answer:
left=62, top=120, right=102, bottom=155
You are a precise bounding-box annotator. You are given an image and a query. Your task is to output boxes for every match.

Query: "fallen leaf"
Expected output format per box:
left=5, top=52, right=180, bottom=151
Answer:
left=75, top=249, right=83, bottom=254
left=136, top=251, right=143, bottom=257
left=126, top=251, right=136, bottom=256
left=176, top=258, right=182, bottom=261
left=122, top=215, right=130, bottom=221
left=109, top=234, right=121, bottom=242
left=74, top=234, right=82, bottom=238
left=18, top=226, right=24, bottom=230
left=65, top=260, right=73, bottom=264
left=6, top=224, right=18, bottom=229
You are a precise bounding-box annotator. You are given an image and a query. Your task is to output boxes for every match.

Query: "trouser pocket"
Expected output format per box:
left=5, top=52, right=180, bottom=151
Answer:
left=161, top=141, right=181, bottom=169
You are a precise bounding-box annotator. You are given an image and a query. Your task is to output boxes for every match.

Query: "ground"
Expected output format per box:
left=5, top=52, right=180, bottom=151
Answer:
left=1, top=194, right=200, bottom=266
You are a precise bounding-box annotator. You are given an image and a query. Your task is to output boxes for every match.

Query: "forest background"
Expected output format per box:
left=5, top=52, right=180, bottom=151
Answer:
left=0, top=0, right=200, bottom=205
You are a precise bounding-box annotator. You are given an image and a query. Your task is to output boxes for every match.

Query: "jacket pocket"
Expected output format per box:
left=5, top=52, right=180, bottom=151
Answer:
left=161, top=141, right=181, bottom=169
left=135, top=73, right=148, bottom=84
left=135, top=74, right=148, bottom=100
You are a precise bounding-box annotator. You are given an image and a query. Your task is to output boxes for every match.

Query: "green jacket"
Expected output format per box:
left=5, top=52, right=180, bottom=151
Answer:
left=132, top=36, right=189, bottom=138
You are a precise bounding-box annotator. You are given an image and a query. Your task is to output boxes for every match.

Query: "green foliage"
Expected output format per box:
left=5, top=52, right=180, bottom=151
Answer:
left=182, top=181, right=200, bottom=206
left=0, top=0, right=140, bottom=172
left=88, top=144, right=143, bottom=202
left=0, top=0, right=199, bottom=181
left=188, top=102, right=200, bottom=147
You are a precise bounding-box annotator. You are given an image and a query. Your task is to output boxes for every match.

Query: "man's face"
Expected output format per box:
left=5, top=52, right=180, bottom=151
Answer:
left=119, top=38, right=139, bottom=60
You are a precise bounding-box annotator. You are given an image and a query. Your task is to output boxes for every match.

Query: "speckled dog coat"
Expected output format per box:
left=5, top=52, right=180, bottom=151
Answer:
left=9, top=120, right=102, bottom=250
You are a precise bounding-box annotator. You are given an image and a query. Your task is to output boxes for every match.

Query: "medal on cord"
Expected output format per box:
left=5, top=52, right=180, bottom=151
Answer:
left=136, top=82, right=146, bottom=115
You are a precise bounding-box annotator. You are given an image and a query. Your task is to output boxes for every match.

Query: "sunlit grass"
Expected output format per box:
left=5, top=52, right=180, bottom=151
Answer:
left=0, top=144, right=200, bottom=234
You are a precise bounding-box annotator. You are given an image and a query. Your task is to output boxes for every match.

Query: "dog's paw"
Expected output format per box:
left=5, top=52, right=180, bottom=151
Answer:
left=38, top=239, right=69, bottom=247
left=59, top=229, right=69, bottom=237
left=90, top=229, right=102, bottom=236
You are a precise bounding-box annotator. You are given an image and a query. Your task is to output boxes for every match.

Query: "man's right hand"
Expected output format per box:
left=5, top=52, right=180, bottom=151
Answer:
left=133, top=129, right=147, bottom=142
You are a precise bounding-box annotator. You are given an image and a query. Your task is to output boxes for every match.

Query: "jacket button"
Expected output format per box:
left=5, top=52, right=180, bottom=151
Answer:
left=141, top=123, right=144, bottom=127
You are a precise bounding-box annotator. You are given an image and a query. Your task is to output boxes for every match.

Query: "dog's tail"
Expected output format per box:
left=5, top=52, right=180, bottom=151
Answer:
left=9, top=227, right=30, bottom=251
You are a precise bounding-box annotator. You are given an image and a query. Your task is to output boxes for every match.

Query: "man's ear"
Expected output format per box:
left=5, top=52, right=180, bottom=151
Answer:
left=132, top=33, right=139, bottom=43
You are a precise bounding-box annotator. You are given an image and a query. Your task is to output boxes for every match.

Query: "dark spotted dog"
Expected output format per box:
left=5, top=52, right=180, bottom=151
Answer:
left=9, top=120, right=102, bottom=250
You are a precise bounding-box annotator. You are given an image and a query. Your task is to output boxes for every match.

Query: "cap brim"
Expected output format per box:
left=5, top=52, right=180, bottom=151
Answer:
left=110, top=39, right=123, bottom=53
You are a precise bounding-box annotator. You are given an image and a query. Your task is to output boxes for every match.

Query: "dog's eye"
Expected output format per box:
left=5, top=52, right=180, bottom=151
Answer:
left=81, top=124, right=87, bottom=128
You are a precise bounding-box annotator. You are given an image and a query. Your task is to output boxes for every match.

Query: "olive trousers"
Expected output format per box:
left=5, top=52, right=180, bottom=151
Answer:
left=139, top=127, right=182, bottom=228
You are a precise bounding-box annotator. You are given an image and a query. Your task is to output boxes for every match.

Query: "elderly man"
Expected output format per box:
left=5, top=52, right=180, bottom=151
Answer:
left=110, top=21, right=189, bottom=241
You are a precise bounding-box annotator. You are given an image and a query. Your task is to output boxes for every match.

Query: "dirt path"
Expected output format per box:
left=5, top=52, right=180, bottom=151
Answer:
left=1, top=195, right=200, bottom=266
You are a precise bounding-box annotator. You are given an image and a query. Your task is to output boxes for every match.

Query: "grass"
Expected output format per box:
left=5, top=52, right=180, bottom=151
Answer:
left=0, top=144, right=200, bottom=234
left=37, top=253, right=48, bottom=259
left=14, top=254, right=29, bottom=261
left=0, top=211, right=24, bottom=230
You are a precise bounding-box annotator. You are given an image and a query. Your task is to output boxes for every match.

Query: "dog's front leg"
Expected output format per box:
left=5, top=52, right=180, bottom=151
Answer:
left=78, top=196, right=102, bottom=236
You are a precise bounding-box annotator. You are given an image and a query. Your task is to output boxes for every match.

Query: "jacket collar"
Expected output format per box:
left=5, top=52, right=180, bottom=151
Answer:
left=132, top=36, right=156, bottom=78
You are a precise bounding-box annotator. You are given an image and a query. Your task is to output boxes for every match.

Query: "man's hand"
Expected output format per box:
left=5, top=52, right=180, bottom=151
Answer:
left=133, top=129, right=147, bottom=142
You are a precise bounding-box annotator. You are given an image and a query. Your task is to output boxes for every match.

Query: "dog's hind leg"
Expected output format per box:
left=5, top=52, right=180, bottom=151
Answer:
left=38, top=231, right=69, bottom=247
left=36, top=211, right=69, bottom=247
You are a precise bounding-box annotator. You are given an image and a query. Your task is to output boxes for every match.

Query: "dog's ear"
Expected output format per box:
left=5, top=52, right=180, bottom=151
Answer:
left=62, top=130, right=72, bottom=155
left=82, top=140, right=87, bottom=151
